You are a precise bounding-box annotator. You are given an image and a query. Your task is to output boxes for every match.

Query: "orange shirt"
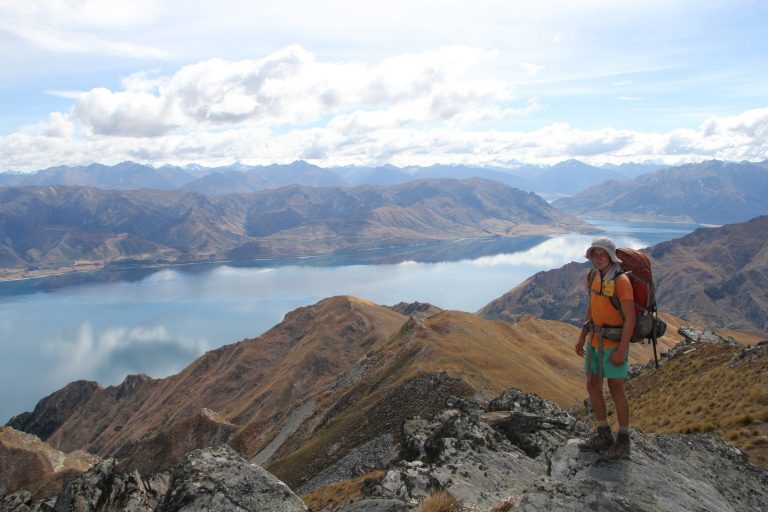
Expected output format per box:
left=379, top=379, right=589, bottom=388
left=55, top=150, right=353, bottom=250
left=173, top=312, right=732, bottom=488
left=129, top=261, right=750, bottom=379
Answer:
left=587, top=271, right=633, bottom=349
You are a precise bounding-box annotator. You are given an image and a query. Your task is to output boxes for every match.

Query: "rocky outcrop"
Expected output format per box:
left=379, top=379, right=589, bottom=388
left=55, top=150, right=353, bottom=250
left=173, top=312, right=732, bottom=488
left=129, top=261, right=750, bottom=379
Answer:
left=362, top=396, right=555, bottom=509
left=160, top=446, right=307, bottom=512
left=483, top=388, right=590, bottom=458
left=387, top=302, right=442, bottom=320
left=297, top=434, right=398, bottom=495
left=2, top=446, right=307, bottom=512
left=53, top=459, right=168, bottom=512
left=355, top=390, right=768, bottom=511
left=514, top=433, right=768, bottom=511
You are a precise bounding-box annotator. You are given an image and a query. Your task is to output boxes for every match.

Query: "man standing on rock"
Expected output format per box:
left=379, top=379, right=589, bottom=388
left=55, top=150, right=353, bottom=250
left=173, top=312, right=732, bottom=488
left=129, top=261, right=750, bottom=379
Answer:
left=574, top=237, right=635, bottom=460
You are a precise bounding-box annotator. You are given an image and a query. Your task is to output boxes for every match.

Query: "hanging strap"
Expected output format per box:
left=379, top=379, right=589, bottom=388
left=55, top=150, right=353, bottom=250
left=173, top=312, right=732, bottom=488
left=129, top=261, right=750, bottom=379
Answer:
left=585, top=272, right=605, bottom=382
left=584, top=322, right=605, bottom=382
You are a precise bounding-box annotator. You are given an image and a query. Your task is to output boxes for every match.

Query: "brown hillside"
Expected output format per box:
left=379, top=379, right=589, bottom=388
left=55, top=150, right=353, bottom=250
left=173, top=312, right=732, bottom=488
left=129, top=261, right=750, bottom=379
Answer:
left=625, top=342, right=768, bottom=469
left=553, top=160, right=768, bottom=224
left=16, top=296, right=406, bottom=460
left=115, top=408, right=238, bottom=474
left=0, top=427, right=98, bottom=499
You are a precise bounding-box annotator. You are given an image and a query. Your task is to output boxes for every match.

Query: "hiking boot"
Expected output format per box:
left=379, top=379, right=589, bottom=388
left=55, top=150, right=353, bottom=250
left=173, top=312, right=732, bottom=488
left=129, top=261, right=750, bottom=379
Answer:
left=577, top=426, right=614, bottom=451
left=602, top=431, right=631, bottom=461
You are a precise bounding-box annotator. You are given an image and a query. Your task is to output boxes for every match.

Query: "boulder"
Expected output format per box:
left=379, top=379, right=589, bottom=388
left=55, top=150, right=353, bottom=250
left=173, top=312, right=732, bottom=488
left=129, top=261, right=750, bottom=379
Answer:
left=54, top=459, right=168, bottom=512
left=364, top=397, right=544, bottom=509
left=158, top=445, right=307, bottom=511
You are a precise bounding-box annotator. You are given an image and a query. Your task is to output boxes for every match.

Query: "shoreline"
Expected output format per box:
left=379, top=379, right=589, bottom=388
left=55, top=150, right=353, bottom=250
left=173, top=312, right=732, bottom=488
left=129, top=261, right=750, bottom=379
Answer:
left=0, top=234, right=554, bottom=284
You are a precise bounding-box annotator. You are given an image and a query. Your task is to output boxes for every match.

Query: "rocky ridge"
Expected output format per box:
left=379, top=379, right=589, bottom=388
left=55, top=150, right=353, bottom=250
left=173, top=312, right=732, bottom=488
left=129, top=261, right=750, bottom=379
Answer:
left=4, top=388, right=766, bottom=512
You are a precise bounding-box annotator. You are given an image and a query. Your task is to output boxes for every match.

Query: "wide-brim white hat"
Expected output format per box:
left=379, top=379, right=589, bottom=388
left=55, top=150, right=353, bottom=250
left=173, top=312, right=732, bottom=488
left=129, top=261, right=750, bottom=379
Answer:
left=585, top=237, right=622, bottom=263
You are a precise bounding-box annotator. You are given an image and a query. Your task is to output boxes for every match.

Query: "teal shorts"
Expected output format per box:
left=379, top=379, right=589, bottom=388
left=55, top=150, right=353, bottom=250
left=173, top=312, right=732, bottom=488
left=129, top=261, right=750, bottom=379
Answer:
left=584, top=345, right=629, bottom=379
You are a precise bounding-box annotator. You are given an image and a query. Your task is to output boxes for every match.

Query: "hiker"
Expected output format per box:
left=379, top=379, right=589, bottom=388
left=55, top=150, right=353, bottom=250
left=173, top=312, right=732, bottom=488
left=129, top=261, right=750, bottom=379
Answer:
left=574, top=237, right=635, bottom=460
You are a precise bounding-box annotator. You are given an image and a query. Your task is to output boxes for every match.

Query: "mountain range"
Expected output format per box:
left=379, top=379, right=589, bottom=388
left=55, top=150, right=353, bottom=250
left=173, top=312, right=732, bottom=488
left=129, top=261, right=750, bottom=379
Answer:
left=0, top=159, right=662, bottom=197
left=479, top=215, right=768, bottom=332
left=0, top=178, right=595, bottom=280
left=4, top=159, right=768, bottom=225
left=554, top=159, right=768, bottom=223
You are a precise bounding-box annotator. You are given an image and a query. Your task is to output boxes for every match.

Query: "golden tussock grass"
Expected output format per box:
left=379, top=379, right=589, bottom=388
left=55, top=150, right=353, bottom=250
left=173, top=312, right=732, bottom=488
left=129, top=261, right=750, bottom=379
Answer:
left=418, top=489, right=463, bottom=512
left=488, top=500, right=516, bottom=512
left=625, top=343, right=768, bottom=469
left=301, top=471, right=385, bottom=511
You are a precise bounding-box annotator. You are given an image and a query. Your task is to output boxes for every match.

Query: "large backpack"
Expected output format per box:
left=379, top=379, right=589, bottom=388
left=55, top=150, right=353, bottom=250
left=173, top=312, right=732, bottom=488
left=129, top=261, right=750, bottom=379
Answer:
left=588, top=247, right=666, bottom=367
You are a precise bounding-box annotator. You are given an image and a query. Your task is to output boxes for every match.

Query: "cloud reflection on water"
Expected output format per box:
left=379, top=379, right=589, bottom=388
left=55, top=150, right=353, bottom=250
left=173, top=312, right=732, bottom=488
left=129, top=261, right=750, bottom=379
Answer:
left=46, top=323, right=209, bottom=388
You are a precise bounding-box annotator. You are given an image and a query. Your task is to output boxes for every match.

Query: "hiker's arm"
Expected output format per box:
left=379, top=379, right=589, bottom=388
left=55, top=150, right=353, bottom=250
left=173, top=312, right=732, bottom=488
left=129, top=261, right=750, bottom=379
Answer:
left=610, top=298, right=635, bottom=364
left=575, top=304, right=592, bottom=356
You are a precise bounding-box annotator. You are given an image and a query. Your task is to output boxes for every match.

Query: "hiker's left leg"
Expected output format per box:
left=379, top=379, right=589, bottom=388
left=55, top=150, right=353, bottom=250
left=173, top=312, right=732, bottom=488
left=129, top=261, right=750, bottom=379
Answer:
left=603, top=355, right=631, bottom=460
left=604, top=378, right=631, bottom=460
left=607, top=378, right=630, bottom=429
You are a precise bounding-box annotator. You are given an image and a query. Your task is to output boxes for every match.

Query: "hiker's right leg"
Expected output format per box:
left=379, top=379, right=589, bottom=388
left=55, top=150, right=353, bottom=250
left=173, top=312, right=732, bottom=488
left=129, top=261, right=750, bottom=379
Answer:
left=578, top=372, right=614, bottom=451
left=586, top=370, right=607, bottom=422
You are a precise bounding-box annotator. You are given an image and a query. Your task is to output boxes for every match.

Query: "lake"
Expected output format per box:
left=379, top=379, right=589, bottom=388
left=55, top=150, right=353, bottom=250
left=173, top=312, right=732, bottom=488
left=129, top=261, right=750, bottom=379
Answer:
left=0, top=219, right=699, bottom=423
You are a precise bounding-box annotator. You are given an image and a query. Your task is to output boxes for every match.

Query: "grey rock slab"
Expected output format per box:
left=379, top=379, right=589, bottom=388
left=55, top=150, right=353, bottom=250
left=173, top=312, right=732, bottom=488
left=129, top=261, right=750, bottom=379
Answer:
left=333, top=498, right=407, bottom=512
left=158, top=445, right=307, bottom=512
left=512, top=431, right=768, bottom=512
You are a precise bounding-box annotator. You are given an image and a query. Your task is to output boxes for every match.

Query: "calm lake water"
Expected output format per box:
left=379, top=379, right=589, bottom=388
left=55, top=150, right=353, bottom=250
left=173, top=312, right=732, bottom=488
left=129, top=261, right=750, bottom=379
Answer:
left=0, top=219, right=699, bottom=423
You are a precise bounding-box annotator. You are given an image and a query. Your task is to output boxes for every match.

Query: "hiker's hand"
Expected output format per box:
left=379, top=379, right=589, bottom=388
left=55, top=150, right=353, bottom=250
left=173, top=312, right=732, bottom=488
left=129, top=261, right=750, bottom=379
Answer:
left=575, top=339, right=585, bottom=357
left=610, top=350, right=626, bottom=365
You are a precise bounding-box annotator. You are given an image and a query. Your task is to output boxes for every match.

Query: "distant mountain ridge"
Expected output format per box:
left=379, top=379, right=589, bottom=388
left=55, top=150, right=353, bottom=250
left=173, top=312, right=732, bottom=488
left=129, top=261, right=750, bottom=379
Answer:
left=479, top=215, right=768, bottom=332
left=0, top=159, right=666, bottom=197
left=0, top=178, right=596, bottom=279
left=554, top=159, right=768, bottom=223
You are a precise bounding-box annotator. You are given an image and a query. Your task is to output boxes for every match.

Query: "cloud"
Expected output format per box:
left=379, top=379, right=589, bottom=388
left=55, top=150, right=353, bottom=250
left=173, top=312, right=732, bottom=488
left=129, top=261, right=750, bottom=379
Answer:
left=1, top=41, right=767, bottom=171
left=520, top=62, right=543, bottom=75
left=0, top=0, right=168, bottom=58
left=60, top=45, right=510, bottom=137
left=3, top=104, right=768, bottom=171
left=72, top=88, right=178, bottom=137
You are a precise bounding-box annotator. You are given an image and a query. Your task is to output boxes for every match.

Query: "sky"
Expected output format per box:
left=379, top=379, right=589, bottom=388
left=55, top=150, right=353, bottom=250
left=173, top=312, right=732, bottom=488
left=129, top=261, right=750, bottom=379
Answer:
left=1, top=0, right=767, bottom=172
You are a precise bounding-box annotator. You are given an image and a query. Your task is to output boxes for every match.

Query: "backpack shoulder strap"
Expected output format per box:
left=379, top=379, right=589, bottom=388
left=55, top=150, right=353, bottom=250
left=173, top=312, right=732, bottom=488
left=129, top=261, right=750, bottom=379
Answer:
left=609, top=270, right=630, bottom=311
left=589, top=269, right=629, bottom=313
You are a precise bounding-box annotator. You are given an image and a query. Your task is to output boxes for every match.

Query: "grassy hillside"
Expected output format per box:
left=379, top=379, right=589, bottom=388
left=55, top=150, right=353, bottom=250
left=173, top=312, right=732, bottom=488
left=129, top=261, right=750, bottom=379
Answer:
left=624, top=342, right=768, bottom=468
